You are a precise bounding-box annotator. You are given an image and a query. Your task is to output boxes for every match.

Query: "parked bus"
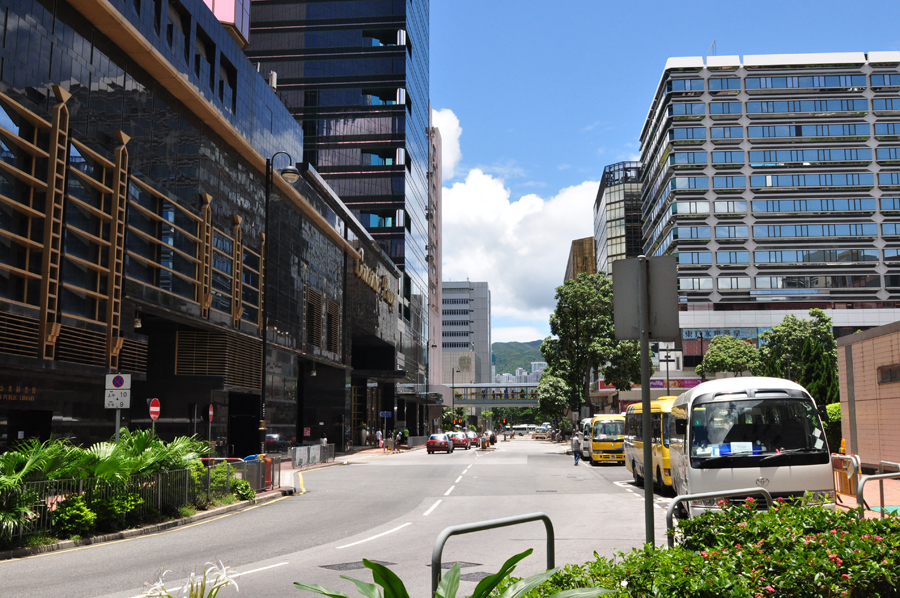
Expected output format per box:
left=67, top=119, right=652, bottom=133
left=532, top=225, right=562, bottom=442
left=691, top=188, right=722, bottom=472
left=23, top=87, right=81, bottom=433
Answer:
left=625, top=397, right=677, bottom=489
left=582, top=414, right=626, bottom=465
left=668, top=377, right=834, bottom=517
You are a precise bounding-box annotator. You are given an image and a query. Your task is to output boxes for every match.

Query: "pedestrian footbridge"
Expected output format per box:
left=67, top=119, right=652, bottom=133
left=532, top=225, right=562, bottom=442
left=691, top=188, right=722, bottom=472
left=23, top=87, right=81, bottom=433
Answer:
left=449, top=383, right=538, bottom=407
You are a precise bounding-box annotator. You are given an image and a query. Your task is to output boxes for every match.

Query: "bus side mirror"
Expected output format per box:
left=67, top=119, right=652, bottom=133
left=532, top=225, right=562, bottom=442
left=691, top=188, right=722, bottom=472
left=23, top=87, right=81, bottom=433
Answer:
left=675, top=418, right=687, bottom=435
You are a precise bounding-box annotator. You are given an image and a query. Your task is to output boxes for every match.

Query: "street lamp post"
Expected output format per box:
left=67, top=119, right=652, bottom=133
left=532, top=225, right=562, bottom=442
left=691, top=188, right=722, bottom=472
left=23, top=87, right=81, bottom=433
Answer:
left=260, top=152, right=300, bottom=453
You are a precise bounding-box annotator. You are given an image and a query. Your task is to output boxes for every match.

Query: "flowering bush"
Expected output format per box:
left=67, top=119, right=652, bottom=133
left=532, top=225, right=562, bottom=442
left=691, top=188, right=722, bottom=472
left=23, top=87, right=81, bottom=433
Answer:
left=500, top=499, right=900, bottom=598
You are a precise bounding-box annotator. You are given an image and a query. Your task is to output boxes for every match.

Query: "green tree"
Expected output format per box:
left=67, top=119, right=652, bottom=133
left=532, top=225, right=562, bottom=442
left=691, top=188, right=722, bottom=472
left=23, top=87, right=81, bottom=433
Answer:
left=759, top=308, right=837, bottom=382
left=536, top=374, right=570, bottom=427
left=798, top=336, right=840, bottom=404
left=540, top=272, right=643, bottom=414
left=695, top=335, right=761, bottom=378
left=441, top=407, right=466, bottom=430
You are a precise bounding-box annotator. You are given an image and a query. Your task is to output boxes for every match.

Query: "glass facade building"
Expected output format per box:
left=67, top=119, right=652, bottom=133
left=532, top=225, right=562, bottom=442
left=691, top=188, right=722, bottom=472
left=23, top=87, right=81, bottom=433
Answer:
left=594, top=161, right=643, bottom=275
left=246, top=0, right=433, bottom=399
left=0, top=0, right=427, bottom=453
left=639, top=52, right=900, bottom=366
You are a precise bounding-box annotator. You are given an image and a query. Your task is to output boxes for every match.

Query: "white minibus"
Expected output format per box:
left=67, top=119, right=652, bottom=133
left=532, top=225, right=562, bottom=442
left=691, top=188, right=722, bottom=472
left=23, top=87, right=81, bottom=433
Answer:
left=668, top=377, right=834, bottom=517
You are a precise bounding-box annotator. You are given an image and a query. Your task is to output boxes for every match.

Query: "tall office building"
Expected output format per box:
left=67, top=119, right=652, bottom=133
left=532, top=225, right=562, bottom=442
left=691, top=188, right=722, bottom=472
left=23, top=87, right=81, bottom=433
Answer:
left=594, top=161, right=643, bottom=276
left=442, top=281, right=491, bottom=383
left=246, top=0, right=433, bottom=392
left=640, top=52, right=900, bottom=368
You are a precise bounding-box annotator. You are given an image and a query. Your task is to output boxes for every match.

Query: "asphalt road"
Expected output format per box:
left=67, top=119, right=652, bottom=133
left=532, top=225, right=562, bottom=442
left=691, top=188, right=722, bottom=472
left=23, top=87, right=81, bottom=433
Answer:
left=0, top=438, right=670, bottom=598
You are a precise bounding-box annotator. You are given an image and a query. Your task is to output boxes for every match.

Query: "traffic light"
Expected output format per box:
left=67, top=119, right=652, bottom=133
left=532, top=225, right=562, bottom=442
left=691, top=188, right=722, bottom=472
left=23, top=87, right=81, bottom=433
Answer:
left=503, top=418, right=507, bottom=424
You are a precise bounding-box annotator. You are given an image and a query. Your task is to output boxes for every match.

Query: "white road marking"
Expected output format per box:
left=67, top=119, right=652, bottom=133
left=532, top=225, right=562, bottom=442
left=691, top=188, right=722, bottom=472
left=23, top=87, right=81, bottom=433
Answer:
left=460, top=470, right=467, bottom=475
left=423, top=500, right=442, bottom=516
left=466, top=465, right=472, bottom=470
left=234, top=562, right=290, bottom=577
left=455, top=476, right=462, bottom=483
left=444, top=486, right=455, bottom=496
left=336, top=523, right=412, bottom=549
left=127, top=562, right=289, bottom=597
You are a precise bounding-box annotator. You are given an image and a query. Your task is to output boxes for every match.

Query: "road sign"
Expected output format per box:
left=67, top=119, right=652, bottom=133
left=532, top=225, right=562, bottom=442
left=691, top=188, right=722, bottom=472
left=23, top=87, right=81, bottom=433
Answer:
left=209, top=404, right=213, bottom=422
left=303, top=427, right=311, bottom=437
left=105, top=389, right=130, bottom=409
left=379, top=411, right=392, bottom=417
left=612, top=256, right=680, bottom=341
left=105, top=373, right=131, bottom=390
left=149, top=398, right=160, bottom=420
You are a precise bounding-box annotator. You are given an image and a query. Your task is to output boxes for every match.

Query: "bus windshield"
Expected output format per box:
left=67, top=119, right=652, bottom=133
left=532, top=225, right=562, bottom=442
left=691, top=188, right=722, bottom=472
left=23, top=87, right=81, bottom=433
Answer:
left=690, top=398, right=827, bottom=467
left=593, top=420, right=624, bottom=440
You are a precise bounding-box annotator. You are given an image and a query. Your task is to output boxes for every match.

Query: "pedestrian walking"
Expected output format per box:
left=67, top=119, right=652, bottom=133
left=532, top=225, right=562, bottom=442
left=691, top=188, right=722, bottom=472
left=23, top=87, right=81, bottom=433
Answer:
left=394, top=430, right=403, bottom=453
left=375, top=429, right=383, bottom=450
left=572, top=432, right=581, bottom=466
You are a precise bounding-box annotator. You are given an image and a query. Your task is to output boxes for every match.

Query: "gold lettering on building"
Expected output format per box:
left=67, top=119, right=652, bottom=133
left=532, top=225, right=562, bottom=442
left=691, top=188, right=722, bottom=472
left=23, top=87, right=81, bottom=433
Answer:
left=354, top=248, right=396, bottom=312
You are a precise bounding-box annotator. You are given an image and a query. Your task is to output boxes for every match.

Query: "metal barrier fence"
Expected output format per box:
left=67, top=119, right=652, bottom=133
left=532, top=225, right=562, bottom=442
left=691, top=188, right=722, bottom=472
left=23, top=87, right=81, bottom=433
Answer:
left=290, top=444, right=335, bottom=467
left=407, top=436, right=428, bottom=448
left=856, top=460, right=900, bottom=519
left=2, top=460, right=284, bottom=543
left=666, top=488, right=773, bottom=548
left=431, top=513, right=555, bottom=594
left=832, top=453, right=861, bottom=499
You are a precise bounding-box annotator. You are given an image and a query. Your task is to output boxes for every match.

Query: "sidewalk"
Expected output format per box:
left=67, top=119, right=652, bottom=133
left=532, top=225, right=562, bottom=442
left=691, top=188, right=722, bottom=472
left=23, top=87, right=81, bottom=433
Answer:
left=836, top=473, right=900, bottom=518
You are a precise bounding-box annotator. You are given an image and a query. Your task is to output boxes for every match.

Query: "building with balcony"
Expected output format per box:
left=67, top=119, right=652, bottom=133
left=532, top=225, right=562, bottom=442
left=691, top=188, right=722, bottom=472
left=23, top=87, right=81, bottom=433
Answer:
left=246, top=0, right=435, bottom=409
left=639, top=52, right=900, bottom=368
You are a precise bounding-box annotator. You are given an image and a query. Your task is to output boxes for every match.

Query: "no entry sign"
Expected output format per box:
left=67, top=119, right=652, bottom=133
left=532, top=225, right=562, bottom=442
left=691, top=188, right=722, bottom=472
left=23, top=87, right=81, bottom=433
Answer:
left=149, top=398, right=160, bottom=420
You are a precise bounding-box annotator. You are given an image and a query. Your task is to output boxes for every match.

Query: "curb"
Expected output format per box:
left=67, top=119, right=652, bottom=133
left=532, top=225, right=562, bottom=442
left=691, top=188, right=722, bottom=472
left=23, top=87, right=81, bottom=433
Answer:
left=0, top=488, right=291, bottom=561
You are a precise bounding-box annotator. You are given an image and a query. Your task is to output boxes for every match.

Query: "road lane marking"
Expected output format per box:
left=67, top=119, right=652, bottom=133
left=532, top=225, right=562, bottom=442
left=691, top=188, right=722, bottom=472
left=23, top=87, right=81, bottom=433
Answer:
left=234, top=561, right=290, bottom=577
left=466, top=465, right=472, bottom=470
left=297, top=472, right=307, bottom=495
left=461, top=470, right=467, bottom=475
left=444, top=486, right=455, bottom=496
left=126, top=561, right=290, bottom=597
left=336, top=523, right=412, bottom=549
left=455, top=476, right=462, bottom=483
left=423, top=500, right=442, bottom=516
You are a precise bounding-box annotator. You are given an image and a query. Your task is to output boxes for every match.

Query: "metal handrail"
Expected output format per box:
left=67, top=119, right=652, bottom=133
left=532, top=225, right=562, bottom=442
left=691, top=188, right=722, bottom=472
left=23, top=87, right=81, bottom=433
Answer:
left=856, top=461, right=900, bottom=519
left=666, top=488, right=774, bottom=547
left=432, top=513, right=555, bottom=594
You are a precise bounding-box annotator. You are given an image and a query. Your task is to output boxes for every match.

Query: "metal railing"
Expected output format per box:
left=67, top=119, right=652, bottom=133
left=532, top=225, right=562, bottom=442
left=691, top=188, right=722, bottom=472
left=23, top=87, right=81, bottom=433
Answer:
left=666, top=488, right=773, bottom=547
left=2, top=460, right=284, bottom=543
left=431, top=513, right=555, bottom=594
left=856, top=460, right=900, bottom=519
left=290, top=444, right=335, bottom=467
left=406, top=436, right=428, bottom=448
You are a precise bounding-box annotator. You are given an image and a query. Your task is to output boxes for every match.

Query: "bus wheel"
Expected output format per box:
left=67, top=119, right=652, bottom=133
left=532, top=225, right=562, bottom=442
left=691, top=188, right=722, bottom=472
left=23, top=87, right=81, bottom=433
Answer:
left=590, top=458, right=598, bottom=467
left=632, top=461, right=642, bottom=485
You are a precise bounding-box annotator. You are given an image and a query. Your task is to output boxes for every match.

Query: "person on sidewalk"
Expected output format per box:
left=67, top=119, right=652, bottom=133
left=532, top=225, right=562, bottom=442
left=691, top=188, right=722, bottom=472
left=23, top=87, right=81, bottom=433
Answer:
left=572, top=432, right=581, bottom=466
left=375, top=429, right=383, bottom=450
left=394, top=430, right=403, bottom=453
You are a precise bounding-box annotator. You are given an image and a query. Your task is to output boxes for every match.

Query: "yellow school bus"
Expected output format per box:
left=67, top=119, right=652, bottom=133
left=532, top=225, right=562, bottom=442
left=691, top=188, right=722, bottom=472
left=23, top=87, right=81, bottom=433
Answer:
left=625, top=397, right=677, bottom=489
left=585, top=414, right=626, bottom=465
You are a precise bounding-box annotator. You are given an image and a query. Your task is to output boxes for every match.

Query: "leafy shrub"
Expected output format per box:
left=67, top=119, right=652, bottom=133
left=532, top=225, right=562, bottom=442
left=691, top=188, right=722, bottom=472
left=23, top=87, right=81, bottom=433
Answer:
left=509, top=499, right=900, bottom=598
left=294, top=549, right=612, bottom=598
left=91, top=492, right=143, bottom=532
left=52, top=495, right=96, bottom=539
left=825, top=402, right=842, bottom=453
left=231, top=479, right=255, bottom=501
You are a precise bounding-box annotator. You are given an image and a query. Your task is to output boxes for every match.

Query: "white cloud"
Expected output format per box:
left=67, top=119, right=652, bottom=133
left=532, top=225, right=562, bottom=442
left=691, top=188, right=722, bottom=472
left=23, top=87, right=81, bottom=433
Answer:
left=492, top=326, right=546, bottom=343
left=431, top=107, right=462, bottom=180
left=442, top=168, right=598, bottom=323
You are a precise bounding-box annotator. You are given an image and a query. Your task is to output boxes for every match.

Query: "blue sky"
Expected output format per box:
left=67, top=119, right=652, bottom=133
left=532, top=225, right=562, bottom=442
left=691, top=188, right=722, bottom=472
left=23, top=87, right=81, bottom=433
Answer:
left=430, top=0, right=900, bottom=344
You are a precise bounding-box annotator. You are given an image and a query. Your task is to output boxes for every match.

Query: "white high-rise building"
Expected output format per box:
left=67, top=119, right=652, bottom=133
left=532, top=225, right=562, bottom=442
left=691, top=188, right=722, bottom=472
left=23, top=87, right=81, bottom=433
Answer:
left=441, top=281, right=492, bottom=383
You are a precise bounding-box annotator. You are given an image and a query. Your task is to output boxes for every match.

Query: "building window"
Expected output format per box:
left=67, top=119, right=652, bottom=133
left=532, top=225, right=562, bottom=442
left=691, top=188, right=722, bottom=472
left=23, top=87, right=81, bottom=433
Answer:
left=326, top=301, right=339, bottom=353
left=307, top=290, right=323, bottom=347
left=709, top=102, right=742, bottom=114
left=679, top=277, right=714, bottom=291
left=715, top=226, right=748, bottom=239
left=710, top=126, right=743, bottom=139
left=714, top=201, right=747, bottom=213
left=713, top=176, right=746, bottom=189
left=718, top=277, right=751, bottom=290
left=677, top=252, right=712, bottom=265
left=878, top=365, right=900, bottom=383
left=716, top=251, right=750, bottom=265
left=708, top=78, right=741, bottom=91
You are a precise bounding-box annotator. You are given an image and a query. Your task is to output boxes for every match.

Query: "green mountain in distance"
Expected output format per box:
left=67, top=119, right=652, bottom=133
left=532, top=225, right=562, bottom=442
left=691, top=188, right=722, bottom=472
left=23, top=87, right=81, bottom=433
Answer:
left=491, top=340, right=544, bottom=377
